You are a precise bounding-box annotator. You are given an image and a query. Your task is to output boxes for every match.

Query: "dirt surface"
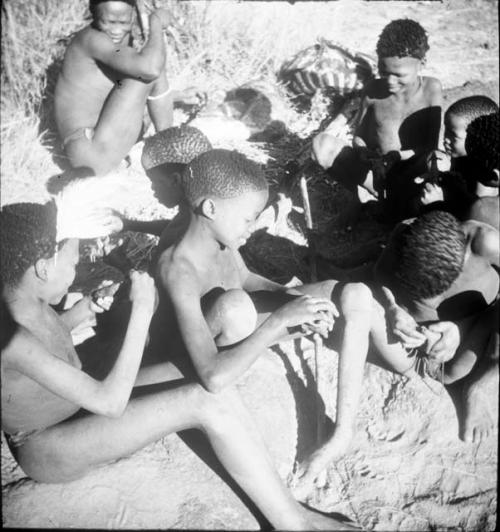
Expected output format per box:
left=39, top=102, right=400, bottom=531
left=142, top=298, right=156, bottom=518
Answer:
left=2, top=0, right=498, bottom=530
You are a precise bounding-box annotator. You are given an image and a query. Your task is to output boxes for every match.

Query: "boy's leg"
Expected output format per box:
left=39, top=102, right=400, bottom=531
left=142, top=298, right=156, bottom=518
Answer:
left=65, top=69, right=172, bottom=175
left=461, top=329, right=498, bottom=443
left=202, top=288, right=259, bottom=347
left=16, top=372, right=356, bottom=530
left=297, top=283, right=373, bottom=485
left=146, top=69, right=174, bottom=132
left=445, top=301, right=499, bottom=443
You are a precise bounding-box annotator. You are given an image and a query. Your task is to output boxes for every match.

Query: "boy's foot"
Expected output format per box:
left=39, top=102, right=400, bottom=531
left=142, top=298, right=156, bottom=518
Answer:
left=295, top=427, right=354, bottom=492
left=461, top=384, right=496, bottom=443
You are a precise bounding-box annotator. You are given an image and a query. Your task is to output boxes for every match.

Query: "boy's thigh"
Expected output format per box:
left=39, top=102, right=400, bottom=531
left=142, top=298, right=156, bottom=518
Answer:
left=293, top=279, right=340, bottom=301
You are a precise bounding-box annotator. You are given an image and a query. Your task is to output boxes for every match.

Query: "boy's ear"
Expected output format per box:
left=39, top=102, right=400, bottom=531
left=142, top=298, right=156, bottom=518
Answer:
left=200, top=198, right=216, bottom=219
left=34, top=258, right=49, bottom=281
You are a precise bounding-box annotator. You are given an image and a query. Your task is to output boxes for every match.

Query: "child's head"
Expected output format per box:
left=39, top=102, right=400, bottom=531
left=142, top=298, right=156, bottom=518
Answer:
left=376, top=19, right=429, bottom=95
left=90, top=0, right=135, bottom=44
left=0, top=203, right=79, bottom=304
left=183, top=149, right=269, bottom=249
left=142, top=125, right=212, bottom=207
left=444, top=96, right=498, bottom=158
left=464, top=111, right=499, bottom=187
left=391, top=211, right=466, bottom=301
left=142, top=125, right=212, bottom=171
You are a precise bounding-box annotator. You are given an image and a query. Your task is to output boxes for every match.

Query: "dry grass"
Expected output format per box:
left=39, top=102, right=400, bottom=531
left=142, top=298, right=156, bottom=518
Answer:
left=1, top=0, right=498, bottom=282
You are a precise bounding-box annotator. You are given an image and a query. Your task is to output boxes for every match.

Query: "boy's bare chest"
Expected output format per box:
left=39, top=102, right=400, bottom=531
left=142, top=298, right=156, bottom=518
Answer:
left=371, top=95, right=427, bottom=128
left=199, top=249, right=243, bottom=295
left=25, top=310, right=81, bottom=369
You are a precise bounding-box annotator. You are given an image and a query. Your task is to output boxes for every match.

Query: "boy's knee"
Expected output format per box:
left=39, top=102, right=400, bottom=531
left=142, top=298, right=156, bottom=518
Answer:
left=215, top=289, right=257, bottom=346
left=198, top=386, right=240, bottom=432
left=340, top=282, right=373, bottom=315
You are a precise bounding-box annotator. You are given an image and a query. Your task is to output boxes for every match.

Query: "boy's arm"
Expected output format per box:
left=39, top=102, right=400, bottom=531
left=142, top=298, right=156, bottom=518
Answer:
left=426, top=77, right=444, bottom=151
left=352, top=93, right=370, bottom=149
left=373, top=222, right=427, bottom=347
left=84, top=11, right=167, bottom=80
left=58, top=281, right=119, bottom=331
left=235, top=251, right=286, bottom=292
left=164, top=258, right=334, bottom=393
left=470, top=223, right=500, bottom=267
left=58, top=296, right=96, bottom=331
left=4, top=272, right=156, bottom=418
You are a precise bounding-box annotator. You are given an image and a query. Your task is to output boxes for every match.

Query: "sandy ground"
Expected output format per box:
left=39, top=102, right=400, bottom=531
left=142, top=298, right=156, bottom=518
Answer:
left=2, top=0, right=499, bottom=530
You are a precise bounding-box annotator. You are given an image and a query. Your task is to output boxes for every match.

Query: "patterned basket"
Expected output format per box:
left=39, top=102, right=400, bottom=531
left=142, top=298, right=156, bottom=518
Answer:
left=280, top=38, right=376, bottom=96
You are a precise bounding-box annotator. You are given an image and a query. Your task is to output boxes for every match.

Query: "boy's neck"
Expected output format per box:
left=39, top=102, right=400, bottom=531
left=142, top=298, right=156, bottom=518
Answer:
left=183, top=214, right=226, bottom=256
left=4, top=282, right=49, bottom=323
left=395, top=76, right=421, bottom=100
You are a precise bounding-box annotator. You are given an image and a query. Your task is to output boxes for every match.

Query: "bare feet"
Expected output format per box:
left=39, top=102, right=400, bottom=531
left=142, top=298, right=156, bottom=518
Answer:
left=295, top=426, right=354, bottom=494
left=461, top=385, right=496, bottom=443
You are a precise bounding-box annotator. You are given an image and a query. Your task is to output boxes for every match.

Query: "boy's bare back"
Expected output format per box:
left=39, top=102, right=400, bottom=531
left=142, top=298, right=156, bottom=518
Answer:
left=55, top=25, right=121, bottom=139
left=376, top=216, right=499, bottom=323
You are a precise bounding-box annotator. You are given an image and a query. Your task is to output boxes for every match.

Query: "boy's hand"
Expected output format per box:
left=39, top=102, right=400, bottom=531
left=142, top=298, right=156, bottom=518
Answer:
left=129, top=271, right=158, bottom=315
left=274, top=295, right=338, bottom=339
left=90, top=280, right=121, bottom=312
left=419, top=182, right=444, bottom=205
left=387, top=305, right=426, bottom=348
left=426, top=149, right=451, bottom=172
left=174, top=87, right=207, bottom=106
left=423, top=321, right=460, bottom=364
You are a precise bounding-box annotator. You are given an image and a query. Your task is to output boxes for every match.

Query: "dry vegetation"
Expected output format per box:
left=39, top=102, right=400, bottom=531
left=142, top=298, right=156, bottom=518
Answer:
left=1, top=0, right=499, bottom=283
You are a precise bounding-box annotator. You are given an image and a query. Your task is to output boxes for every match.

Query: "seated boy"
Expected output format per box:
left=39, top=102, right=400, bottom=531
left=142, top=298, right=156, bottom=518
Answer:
left=0, top=201, right=356, bottom=531
left=152, top=149, right=343, bottom=381
left=464, top=111, right=499, bottom=230
left=298, top=210, right=499, bottom=485
left=312, top=19, right=442, bottom=220
left=418, top=97, right=498, bottom=220
left=54, top=0, right=199, bottom=175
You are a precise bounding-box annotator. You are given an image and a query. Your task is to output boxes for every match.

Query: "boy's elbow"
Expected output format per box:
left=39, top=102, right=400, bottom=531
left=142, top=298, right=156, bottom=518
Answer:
left=200, top=371, right=225, bottom=394
left=107, top=400, right=127, bottom=418
left=94, top=393, right=128, bottom=418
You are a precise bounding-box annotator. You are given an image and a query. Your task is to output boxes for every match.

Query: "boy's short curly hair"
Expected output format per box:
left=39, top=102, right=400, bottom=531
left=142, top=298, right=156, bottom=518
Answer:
left=376, top=19, right=429, bottom=60
left=89, top=0, right=135, bottom=18
left=0, top=202, right=58, bottom=288
left=391, top=211, right=466, bottom=301
left=465, top=111, right=500, bottom=174
left=446, top=96, right=498, bottom=126
left=141, top=125, right=212, bottom=171
left=182, top=149, right=268, bottom=206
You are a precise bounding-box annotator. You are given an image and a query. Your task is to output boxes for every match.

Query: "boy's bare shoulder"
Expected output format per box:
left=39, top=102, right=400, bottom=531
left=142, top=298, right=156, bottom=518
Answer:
left=421, top=76, right=442, bottom=96
left=68, top=24, right=115, bottom=56
left=157, top=245, right=201, bottom=295
left=463, top=219, right=499, bottom=257
left=1, top=325, right=39, bottom=370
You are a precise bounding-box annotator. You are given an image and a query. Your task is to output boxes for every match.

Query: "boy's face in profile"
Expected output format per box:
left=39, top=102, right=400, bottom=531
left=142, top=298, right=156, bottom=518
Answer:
left=94, top=1, right=134, bottom=45
left=211, top=188, right=268, bottom=250
left=44, top=239, right=80, bottom=305
left=444, top=112, right=468, bottom=158
left=378, top=56, right=422, bottom=95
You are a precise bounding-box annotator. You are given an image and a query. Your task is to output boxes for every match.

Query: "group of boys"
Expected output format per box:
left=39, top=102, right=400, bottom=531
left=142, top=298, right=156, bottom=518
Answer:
left=1, top=1, right=498, bottom=529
